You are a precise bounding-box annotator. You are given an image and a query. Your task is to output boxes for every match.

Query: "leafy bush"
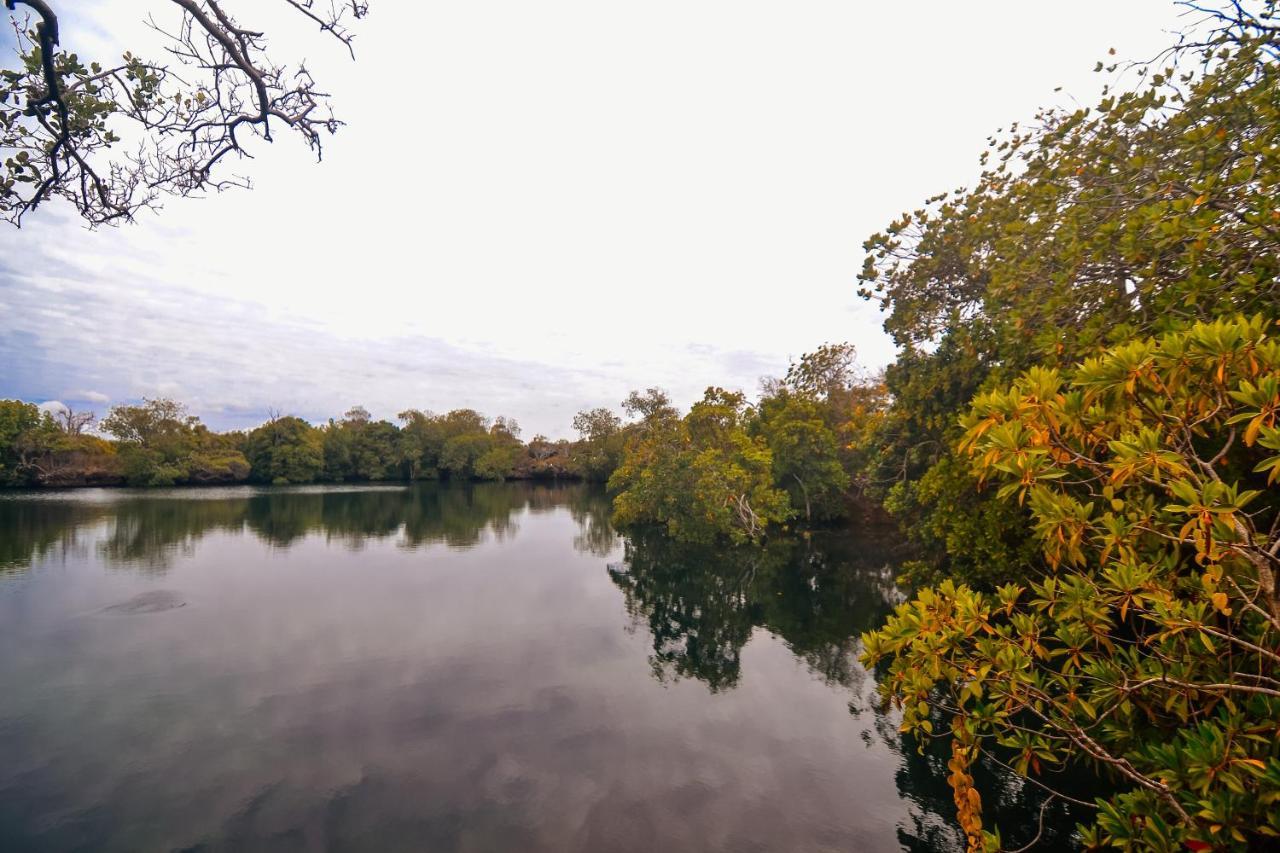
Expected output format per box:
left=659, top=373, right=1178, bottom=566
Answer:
left=855, top=13, right=1280, bottom=581
left=610, top=388, right=793, bottom=543
left=244, top=416, right=325, bottom=484
left=862, top=317, right=1280, bottom=851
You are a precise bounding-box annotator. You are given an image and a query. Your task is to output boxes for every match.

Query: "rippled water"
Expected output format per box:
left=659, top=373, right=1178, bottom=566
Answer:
left=0, top=483, right=1075, bottom=852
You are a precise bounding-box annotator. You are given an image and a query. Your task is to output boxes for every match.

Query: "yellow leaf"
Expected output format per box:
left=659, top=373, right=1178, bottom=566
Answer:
left=1245, top=416, right=1262, bottom=447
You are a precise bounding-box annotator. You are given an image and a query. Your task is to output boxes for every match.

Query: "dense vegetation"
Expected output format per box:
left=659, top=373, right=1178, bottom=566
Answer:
left=855, top=4, right=1280, bottom=586
left=607, top=352, right=884, bottom=544
left=865, top=318, right=1280, bottom=850
left=0, top=399, right=585, bottom=487
left=849, top=4, right=1280, bottom=851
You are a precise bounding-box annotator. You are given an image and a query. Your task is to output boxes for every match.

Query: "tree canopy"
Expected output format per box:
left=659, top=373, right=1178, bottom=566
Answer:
left=0, top=398, right=577, bottom=487
left=864, top=317, right=1280, bottom=851
left=853, top=4, right=1280, bottom=849
left=855, top=0, right=1280, bottom=584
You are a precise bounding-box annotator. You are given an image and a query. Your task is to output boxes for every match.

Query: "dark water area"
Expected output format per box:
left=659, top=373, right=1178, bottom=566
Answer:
left=0, top=483, right=1079, bottom=852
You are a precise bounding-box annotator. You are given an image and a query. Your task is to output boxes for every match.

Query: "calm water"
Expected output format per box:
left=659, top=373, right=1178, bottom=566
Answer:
left=0, top=483, right=1076, bottom=852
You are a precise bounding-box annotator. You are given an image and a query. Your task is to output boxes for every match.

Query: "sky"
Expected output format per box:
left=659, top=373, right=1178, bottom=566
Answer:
left=0, top=1, right=1191, bottom=438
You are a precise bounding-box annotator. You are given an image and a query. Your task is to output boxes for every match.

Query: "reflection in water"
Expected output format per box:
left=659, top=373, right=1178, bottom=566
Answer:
left=0, top=483, right=607, bottom=572
left=0, top=498, right=99, bottom=573
left=0, top=485, right=1081, bottom=851
left=609, top=525, right=1089, bottom=851
left=609, top=528, right=903, bottom=692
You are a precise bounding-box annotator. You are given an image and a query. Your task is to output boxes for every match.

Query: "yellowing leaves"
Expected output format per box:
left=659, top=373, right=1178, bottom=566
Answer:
left=870, top=317, right=1280, bottom=851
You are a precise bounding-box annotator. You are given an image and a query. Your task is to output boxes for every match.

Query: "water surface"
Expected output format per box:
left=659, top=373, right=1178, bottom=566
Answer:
left=0, top=483, right=1071, bottom=852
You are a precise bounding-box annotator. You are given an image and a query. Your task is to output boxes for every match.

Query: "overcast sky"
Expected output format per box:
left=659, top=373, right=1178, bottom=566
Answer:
left=1, top=1, right=1189, bottom=438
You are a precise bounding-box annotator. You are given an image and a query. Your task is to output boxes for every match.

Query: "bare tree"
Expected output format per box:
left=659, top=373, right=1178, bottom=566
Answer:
left=342, top=405, right=371, bottom=424
left=1, top=0, right=369, bottom=226
left=54, top=404, right=95, bottom=435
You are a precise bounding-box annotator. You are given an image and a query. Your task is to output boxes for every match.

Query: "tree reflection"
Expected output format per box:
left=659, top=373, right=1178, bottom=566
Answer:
left=99, top=496, right=248, bottom=572
left=607, top=524, right=1094, bottom=851
left=400, top=483, right=527, bottom=549
left=0, top=483, right=612, bottom=573
left=0, top=498, right=100, bottom=573
left=566, top=488, right=618, bottom=557
left=609, top=530, right=765, bottom=691
left=608, top=527, right=904, bottom=692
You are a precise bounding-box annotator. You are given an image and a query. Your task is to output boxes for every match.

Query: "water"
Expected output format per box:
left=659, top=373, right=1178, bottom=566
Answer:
left=0, top=483, right=1075, bottom=852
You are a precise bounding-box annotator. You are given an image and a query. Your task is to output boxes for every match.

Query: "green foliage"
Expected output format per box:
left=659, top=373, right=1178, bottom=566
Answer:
left=236, top=407, right=538, bottom=486
left=0, top=400, right=122, bottom=487
left=622, top=388, right=678, bottom=423
left=416, top=409, right=518, bottom=481
left=472, top=443, right=521, bottom=481
left=244, top=416, right=324, bottom=484
left=322, top=407, right=402, bottom=482
left=2, top=388, right=862, bottom=500
left=610, top=387, right=793, bottom=543
left=440, top=431, right=492, bottom=479
left=571, top=406, right=626, bottom=482
left=0, top=397, right=568, bottom=490
left=860, top=34, right=1280, bottom=359
left=605, top=345, right=887, bottom=540
left=752, top=391, right=849, bottom=521
left=854, top=12, right=1280, bottom=582
left=863, top=318, right=1280, bottom=851
left=0, top=399, right=47, bottom=486
left=101, top=398, right=249, bottom=486
left=748, top=343, right=890, bottom=523
left=857, top=338, right=1029, bottom=583
left=883, top=454, right=1041, bottom=588
left=100, top=398, right=192, bottom=446
left=478, top=416, right=524, bottom=482
left=782, top=342, right=862, bottom=401
left=397, top=409, right=445, bottom=480
left=1, top=40, right=125, bottom=220
left=1, top=2, right=368, bottom=225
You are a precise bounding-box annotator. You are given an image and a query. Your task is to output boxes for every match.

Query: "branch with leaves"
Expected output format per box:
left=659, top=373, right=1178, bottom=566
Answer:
left=863, top=316, right=1280, bottom=851
left=1, top=0, right=368, bottom=226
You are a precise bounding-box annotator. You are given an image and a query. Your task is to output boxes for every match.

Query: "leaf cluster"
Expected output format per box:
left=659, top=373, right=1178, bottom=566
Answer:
left=863, top=317, right=1280, bottom=850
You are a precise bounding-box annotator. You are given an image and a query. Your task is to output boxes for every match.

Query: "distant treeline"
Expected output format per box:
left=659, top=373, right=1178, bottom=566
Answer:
left=0, top=400, right=597, bottom=488
left=0, top=343, right=884, bottom=543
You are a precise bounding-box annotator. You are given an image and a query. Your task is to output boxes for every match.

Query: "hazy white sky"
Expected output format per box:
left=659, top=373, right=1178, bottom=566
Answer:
left=1, top=1, right=1189, bottom=437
